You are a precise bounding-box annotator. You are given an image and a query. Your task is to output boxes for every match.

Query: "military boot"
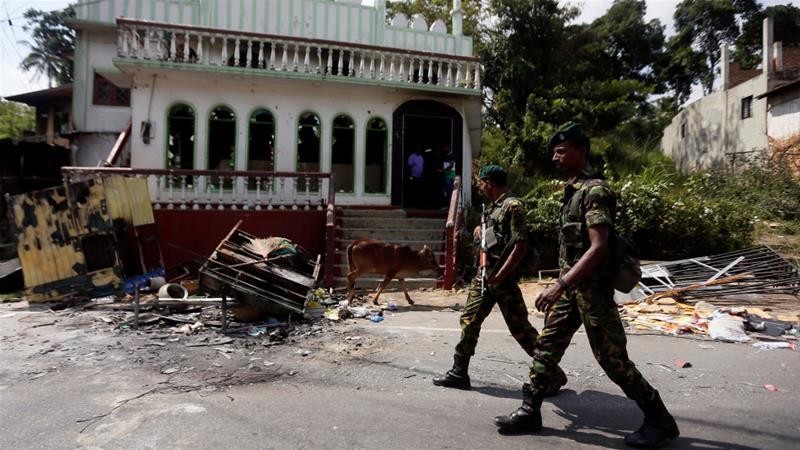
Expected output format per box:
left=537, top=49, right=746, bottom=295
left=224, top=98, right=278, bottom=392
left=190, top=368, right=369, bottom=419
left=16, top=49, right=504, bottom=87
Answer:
left=624, top=392, right=680, bottom=448
left=494, top=384, right=543, bottom=433
left=542, top=366, right=568, bottom=397
left=432, top=352, right=471, bottom=390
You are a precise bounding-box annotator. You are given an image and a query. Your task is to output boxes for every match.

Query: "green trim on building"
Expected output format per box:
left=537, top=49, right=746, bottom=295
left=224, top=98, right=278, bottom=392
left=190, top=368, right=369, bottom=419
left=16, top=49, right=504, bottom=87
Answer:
left=364, top=115, right=389, bottom=194
left=245, top=106, right=278, bottom=189
left=204, top=103, right=238, bottom=192
left=330, top=113, right=356, bottom=194
left=164, top=100, right=197, bottom=169
left=294, top=110, right=323, bottom=173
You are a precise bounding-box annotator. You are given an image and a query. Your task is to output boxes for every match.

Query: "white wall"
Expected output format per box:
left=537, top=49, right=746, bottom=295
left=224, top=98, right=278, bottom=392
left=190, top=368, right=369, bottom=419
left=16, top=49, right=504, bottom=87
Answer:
left=768, top=92, right=800, bottom=140
left=129, top=72, right=476, bottom=205
left=72, top=29, right=132, bottom=134
left=661, top=74, right=769, bottom=172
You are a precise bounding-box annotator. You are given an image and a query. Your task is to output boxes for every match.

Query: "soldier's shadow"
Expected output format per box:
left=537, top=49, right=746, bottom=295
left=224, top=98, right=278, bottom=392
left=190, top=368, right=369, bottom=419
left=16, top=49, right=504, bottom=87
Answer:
left=483, top=387, right=758, bottom=449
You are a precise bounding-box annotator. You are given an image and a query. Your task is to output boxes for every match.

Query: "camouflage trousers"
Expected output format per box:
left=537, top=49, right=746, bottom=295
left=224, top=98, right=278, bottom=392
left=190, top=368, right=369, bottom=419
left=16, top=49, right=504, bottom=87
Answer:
left=455, top=277, right=539, bottom=357
left=529, top=283, right=657, bottom=402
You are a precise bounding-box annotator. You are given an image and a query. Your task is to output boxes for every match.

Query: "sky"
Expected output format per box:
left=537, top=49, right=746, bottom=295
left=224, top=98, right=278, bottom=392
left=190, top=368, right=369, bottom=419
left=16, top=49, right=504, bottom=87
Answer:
left=0, top=0, right=798, bottom=99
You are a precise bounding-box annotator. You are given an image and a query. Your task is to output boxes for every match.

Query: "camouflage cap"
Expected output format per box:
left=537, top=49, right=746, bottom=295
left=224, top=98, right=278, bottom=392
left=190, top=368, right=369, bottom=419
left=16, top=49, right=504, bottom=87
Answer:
left=548, top=123, right=589, bottom=150
left=478, top=164, right=507, bottom=179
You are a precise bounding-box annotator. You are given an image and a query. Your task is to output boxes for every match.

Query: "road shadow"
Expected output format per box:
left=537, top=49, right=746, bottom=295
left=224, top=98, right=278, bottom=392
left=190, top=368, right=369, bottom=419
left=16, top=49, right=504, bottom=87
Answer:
left=493, top=390, right=758, bottom=450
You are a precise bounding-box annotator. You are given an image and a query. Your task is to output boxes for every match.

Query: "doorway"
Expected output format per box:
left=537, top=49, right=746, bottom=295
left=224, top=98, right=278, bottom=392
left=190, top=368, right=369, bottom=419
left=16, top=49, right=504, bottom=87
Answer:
left=392, top=100, right=463, bottom=209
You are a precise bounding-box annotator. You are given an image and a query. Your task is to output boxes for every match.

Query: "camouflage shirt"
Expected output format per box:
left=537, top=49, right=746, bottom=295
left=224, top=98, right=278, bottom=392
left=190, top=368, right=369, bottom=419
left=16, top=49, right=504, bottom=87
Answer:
left=485, top=192, right=528, bottom=263
left=559, top=166, right=616, bottom=272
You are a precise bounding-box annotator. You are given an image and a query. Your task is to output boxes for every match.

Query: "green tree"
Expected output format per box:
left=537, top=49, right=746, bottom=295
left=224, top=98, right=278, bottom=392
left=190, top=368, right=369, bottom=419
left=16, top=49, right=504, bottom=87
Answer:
left=19, top=6, right=75, bottom=88
left=735, top=4, right=800, bottom=69
left=669, top=0, right=761, bottom=96
left=0, top=100, right=35, bottom=140
left=480, top=0, right=667, bottom=175
left=386, top=0, right=482, bottom=42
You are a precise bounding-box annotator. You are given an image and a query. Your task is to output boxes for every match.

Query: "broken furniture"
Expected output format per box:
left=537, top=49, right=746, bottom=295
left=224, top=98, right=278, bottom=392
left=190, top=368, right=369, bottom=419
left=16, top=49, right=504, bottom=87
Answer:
left=199, top=222, right=322, bottom=318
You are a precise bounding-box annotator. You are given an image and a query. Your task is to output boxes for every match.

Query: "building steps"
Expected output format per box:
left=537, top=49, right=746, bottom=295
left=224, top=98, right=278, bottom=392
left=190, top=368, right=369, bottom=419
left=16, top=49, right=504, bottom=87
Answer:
left=333, top=208, right=446, bottom=289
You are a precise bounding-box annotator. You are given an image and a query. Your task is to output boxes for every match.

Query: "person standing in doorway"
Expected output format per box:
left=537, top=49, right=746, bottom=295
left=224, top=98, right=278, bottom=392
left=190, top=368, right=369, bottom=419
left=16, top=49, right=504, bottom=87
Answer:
left=407, top=145, right=425, bottom=208
left=442, top=145, right=457, bottom=208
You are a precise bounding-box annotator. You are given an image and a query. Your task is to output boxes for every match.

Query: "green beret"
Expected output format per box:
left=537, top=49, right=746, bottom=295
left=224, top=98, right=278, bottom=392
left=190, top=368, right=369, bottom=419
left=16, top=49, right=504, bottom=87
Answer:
left=548, top=123, right=588, bottom=150
left=479, top=164, right=507, bottom=179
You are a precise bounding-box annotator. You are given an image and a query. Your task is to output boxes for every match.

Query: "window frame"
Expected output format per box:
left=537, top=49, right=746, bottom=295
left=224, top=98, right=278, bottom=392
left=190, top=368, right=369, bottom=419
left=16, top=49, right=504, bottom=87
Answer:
left=364, top=116, right=389, bottom=195
left=92, top=73, right=130, bottom=107
left=295, top=110, right=323, bottom=173
left=206, top=104, right=238, bottom=172
left=741, top=96, right=753, bottom=120
left=330, top=113, right=356, bottom=194
left=164, top=102, right=196, bottom=170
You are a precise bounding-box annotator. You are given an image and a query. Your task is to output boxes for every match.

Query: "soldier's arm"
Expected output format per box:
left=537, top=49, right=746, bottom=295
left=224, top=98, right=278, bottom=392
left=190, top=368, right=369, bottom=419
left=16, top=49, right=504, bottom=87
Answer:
left=489, top=240, right=526, bottom=286
left=488, top=200, right=527, bottom=286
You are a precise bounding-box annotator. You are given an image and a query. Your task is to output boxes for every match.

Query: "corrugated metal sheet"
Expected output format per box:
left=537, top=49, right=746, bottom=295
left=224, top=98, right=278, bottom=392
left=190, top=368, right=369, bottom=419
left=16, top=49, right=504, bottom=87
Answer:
left=10, top=175, right=155, bottom=302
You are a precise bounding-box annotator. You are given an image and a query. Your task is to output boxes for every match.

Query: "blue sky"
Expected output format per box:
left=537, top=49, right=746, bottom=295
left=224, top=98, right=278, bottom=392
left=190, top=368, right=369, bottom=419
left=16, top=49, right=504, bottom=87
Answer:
left=0, top=0, right=797, bottom=98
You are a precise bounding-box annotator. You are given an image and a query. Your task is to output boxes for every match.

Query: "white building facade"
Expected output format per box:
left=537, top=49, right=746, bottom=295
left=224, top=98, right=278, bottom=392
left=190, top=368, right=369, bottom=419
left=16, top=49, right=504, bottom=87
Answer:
left=661, top=17, right=800, bottom=172
left=70, top=0, right=482, bottom=207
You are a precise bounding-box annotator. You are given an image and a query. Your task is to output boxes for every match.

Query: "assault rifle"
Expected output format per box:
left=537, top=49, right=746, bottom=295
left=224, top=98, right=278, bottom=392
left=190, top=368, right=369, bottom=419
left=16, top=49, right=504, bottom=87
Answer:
left=480, top=204, right=488, bottom=294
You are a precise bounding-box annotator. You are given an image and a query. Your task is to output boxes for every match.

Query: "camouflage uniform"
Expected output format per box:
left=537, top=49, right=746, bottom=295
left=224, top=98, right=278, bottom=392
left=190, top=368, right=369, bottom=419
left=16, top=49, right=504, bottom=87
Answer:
left=528, top=167, right=657, bottom=403
left=455, top=193, right=539, bottom=357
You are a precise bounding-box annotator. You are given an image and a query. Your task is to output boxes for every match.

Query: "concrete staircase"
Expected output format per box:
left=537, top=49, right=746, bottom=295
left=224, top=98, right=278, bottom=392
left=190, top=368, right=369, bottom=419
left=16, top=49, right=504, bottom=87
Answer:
left=333, top=208, right=446, bottom=291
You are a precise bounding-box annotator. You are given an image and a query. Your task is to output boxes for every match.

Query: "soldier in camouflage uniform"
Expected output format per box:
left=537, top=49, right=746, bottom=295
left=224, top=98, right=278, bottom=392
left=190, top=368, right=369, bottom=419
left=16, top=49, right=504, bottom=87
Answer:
left=494, top=124, right=679, bottom=449
left=433, top=165, right=567, bottom=395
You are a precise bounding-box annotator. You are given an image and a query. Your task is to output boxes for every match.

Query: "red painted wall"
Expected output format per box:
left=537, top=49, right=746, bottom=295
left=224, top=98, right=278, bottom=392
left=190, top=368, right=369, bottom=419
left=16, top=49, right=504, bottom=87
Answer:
left=153, top=209, right=326, bottom=275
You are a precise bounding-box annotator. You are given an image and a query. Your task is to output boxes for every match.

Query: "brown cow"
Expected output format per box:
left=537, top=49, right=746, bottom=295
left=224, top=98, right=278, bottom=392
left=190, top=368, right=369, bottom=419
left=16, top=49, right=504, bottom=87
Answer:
left=346, top=239, right=441, bottom=305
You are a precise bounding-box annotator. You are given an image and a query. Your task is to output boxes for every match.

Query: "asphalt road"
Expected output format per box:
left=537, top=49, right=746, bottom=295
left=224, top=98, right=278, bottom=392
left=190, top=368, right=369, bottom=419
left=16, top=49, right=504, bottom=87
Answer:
left=1, top=293, right=799, bottom=449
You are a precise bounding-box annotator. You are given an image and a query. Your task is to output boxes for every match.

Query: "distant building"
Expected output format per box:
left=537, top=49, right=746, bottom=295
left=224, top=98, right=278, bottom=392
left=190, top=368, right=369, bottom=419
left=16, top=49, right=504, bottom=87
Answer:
left=661, top=17, right=800, bottom=172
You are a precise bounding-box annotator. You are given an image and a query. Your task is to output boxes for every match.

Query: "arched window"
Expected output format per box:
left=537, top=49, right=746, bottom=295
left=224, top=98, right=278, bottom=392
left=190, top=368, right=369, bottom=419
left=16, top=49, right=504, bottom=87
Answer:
left=166, top=103, right=195, bottom=170
left=248, top=109, right=275, bottom=172
left=208, top=105, right=236, bottom=172
left=297, top=112, right=321, bottom=173
left=331, top=115, right=355, bottom=193
left=364, top=118, right=387, bottom=193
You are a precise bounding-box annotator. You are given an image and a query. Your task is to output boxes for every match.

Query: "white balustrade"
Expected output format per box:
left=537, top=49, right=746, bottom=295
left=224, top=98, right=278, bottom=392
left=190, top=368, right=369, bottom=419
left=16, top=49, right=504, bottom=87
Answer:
left=116, top=22, right=480, bottom=92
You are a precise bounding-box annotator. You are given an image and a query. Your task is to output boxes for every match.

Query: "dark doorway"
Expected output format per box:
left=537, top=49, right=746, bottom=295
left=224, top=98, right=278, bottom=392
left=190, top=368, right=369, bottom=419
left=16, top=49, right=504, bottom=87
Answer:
left=392, top=100, right=463, bottom=209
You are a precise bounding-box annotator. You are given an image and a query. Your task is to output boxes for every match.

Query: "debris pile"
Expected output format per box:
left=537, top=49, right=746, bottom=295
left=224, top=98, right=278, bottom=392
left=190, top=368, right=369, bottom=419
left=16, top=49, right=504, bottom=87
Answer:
left=618, top=246, right=800, bottom=305
left=198, top=222, right=322, bottom=318
left=621, top=298, right=799, bottom=348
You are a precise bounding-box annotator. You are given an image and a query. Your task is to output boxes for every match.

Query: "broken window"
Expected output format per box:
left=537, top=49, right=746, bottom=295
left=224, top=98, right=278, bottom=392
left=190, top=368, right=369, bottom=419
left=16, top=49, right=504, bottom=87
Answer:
left=208, top=106, right=236, bottom=190
left=331, top=115, right=355, bottom=193
left=741, top=96, right=753, bottom=119
left=167, top=103, right=195, bottom=170
left=248, top=109, right=275, bottom=190
left=297, top=112, right=321, bottom=192
left=93, top=73, right=130, bottom=106
left=365, top=118, right=388, bottom=194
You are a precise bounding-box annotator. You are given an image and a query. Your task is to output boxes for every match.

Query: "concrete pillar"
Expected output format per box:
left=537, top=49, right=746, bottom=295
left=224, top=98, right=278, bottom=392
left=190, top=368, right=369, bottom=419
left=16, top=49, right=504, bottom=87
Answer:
left=451, top=0, right=463, bottom=36
left=774, top=41, right=783, bottom=71
left=763, top=16, right=774, bottom=77
left=721, top=45, right=730, bottom=90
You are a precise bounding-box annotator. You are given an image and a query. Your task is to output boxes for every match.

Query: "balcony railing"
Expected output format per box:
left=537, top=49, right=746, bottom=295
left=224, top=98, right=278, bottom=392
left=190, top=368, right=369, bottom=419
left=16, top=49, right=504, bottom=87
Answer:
left=62, top=167, right=334, bottom=212
left=116, top=18, right=481, bottom=93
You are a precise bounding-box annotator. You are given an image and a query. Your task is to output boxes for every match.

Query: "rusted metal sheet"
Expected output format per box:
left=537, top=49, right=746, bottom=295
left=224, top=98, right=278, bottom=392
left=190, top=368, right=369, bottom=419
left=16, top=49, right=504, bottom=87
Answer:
left=10, top=175, right=156, bottom=302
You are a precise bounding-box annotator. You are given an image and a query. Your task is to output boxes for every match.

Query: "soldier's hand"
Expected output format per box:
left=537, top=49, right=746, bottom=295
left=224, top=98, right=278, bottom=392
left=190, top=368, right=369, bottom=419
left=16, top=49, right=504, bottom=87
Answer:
left=535, top=284, right=564, bottom=312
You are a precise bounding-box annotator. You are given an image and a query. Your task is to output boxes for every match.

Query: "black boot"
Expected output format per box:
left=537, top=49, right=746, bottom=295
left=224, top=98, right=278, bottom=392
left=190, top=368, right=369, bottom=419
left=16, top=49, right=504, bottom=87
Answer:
left=624, top=392, right=680, bottom=448
left=432, top=353, right=471, bottom=390
left=542, top=366, right=568, bottom=397
left=494, top=384, right=543, bottom=433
